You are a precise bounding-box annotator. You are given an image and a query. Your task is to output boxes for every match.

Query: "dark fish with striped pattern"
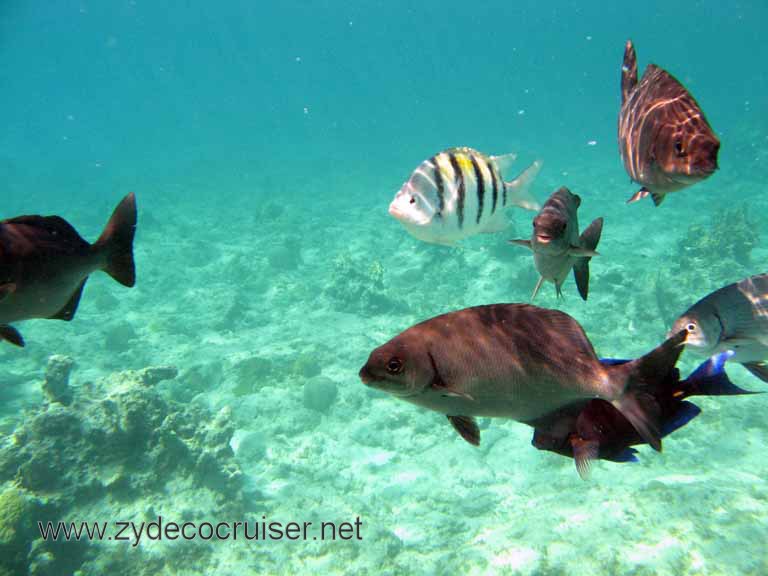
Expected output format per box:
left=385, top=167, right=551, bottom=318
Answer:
left=359, top=303, right=688, bottom=464
left=0, top=193, right=137, bottom=347
left=389, top=147, right=541, bottom=245
left=618, top=40, right=719, bottom=206
left=530, top=352, right=753, bottom=479
left=510, top=186, right=603, bottom=300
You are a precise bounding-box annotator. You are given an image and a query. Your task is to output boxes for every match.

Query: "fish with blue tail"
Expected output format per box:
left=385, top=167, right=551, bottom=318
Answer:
left=530, top=350, right=756, bottom=479
left=359, top=303, right=690, bottom=462
left=510, top=187, right=603, bottom=300
left=0, top=193, right=137, bottom=347
left=389, top=147, right=541, bottom=245
left=619, top=40, right=719, bottom=206
left=670, top=272, right=768, bottom=382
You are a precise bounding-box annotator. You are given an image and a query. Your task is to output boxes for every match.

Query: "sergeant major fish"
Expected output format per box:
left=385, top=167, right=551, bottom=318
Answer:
left=510, top=186, right=603, bottom=300
left=618, top=40, right=719, bottom=206
left=0, top=193, right=137, bottom=347
left=670, top=273, right=768, bottom=382
left=360, top=303, right=688, bottom=458
left=389, top=147, right=541, bottom=245
left=530, top=351, right=753, bottom=478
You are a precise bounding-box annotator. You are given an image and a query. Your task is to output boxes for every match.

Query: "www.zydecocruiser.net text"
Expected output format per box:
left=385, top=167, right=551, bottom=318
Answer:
left=38, top=516, right=364, bottom=547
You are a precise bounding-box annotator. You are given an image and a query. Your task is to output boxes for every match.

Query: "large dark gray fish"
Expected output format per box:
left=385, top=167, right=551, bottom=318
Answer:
left=618, top=40, right=719, bottom=206
left=530, top=352, right=753, bottom=479
left=670, top=273, right=768, bottom=382
left=360, top=303, right=688, bottom=456
left=510, top=187, right=602, bottom=300
left=0, top=193, right=137, bottom=346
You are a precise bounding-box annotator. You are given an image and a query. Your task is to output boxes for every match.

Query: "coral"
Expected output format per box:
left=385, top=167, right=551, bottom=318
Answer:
left=42, top=355, right=74, bottom=406
left=290, top=351, right=321, bottom=380
left=267, top=235, right=303, bottom=271
left=654, top=204, right=762, bottom=329
left=232, top=355, right=278, bottom=396
left=0, top=486, right=38, bottom=576
left=325, top=251, right=403, bottom=315
left=104, top=321, right=138, bottom=352
left=303, top=376, right=339, bottom=413
left=0, top=364, right=243, bottom=504
left=675, top=203, right=759, bottom=275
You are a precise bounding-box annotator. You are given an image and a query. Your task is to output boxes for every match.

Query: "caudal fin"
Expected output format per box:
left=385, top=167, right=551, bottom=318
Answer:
left=681, top=351, right=758, bottom=397
left=504, top=160, right=542, bottom=211
left=621, top=40, right=638, bottom=104
left=609, top=329, right=687, bottom=451
left=94, top=192, right=137, bottom=287
left=573, top=217, right=604, bottom=301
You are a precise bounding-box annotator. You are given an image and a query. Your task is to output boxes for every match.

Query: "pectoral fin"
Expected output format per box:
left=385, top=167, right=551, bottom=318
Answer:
left=571, top=437, right=599, bottom=480
left=0, top=325, right=24, bottom=347
left=447, top=415, right=480, bottom=446
left=509, top=239, right=533, bottom=250
left=627, top=187, right=651, bottom=204
left=429, top=351, right=474, bottom=401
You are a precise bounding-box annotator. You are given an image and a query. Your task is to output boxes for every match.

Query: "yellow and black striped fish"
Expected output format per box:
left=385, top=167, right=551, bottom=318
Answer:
left=618, top=40, right=719, bottom=207
left=389, top=147, right=541, bottom=245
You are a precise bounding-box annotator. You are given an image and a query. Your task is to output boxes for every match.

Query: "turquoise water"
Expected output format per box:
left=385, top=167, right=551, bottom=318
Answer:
left=1, top=1, right=767, bottom=574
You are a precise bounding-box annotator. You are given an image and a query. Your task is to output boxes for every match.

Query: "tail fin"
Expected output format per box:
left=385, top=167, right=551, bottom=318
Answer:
left=573, top=217, right=604, bottom=301
left=660, top=401, right=701, bottom=437
left=608, top=330, right=687, bottom=451
left=504, top=160, right=542, bottom=211
left=94, top=192, right=137, bottom=287
left=621, top=39, right=638, bottom=104
left=680, top=351, right=758, bottom=397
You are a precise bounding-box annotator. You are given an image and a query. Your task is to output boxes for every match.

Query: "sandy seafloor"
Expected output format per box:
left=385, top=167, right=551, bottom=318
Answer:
left=1, top=138, right=768, bottom=576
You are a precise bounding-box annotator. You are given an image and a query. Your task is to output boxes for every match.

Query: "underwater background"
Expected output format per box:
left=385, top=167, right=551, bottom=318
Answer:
left=1, top=1, right=767, bottom=574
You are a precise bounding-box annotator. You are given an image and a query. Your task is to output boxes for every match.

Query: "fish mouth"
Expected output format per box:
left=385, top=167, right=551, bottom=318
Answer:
left=536, top=233, right=553, bottom=244
left=359, top=365, right=375, bottom=385
left=388, top=201, right=403, bottom=219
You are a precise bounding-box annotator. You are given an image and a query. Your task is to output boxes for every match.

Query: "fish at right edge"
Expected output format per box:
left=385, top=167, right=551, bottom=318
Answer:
left=670, top=273, right=768, bottom=382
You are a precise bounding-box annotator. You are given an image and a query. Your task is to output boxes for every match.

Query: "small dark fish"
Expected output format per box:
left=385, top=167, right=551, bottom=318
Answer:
left=530, top=351, right=755, bottom=478
left=618, top=40, right=719, bottom=206
left=359, top=303, right=689, bottom=460
left=670, top=273, right=768, bottom=382
left=510, top=187, right=603, bottom=300
left=0, top=193, right=137, bottom=346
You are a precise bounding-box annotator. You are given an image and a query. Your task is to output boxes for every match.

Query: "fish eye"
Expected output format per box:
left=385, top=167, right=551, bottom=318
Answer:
left=686, top=322, right=697, bottom=333
left=674, top=140, right=687, bottom=157
left=386, top=357, right=404, bottom=374
left=409, top=196, right=416, bottom=204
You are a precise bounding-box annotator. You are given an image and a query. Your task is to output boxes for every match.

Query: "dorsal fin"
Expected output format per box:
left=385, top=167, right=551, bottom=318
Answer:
left=2, top=215, right=87, bottom=245
left=621, top=39, right=638, bottom=104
